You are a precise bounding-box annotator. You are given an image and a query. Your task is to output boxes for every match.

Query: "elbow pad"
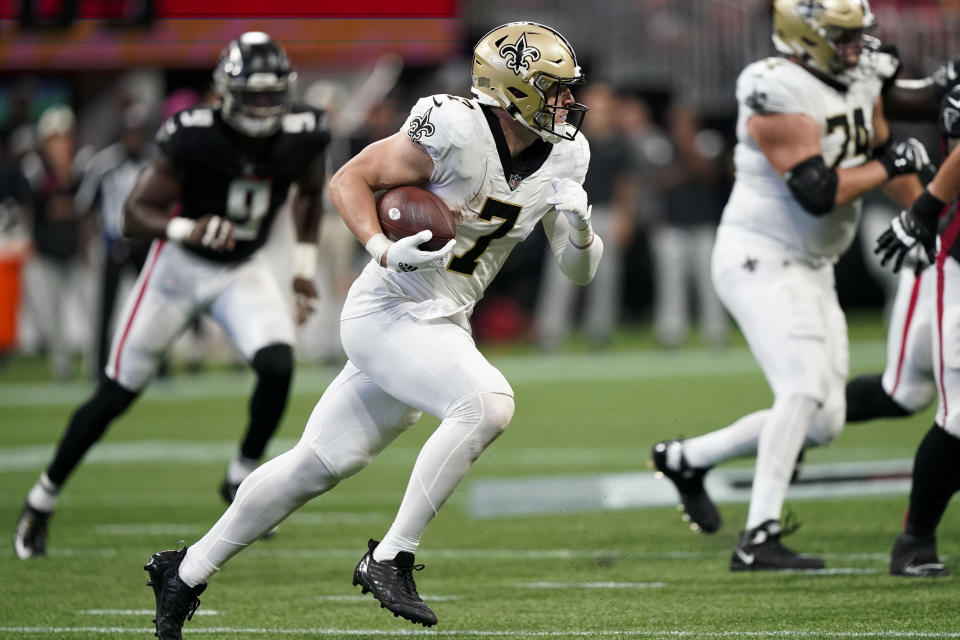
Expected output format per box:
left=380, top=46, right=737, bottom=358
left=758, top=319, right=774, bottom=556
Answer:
left=784, top=155, right=838, bottom=216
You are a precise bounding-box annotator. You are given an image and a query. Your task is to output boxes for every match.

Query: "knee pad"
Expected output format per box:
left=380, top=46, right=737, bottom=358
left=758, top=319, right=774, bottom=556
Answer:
left=251, top=343, right=294, bottom=382
left=806, top=389, right=845, bottom=447
left=446, top=391, right=516, bottom=453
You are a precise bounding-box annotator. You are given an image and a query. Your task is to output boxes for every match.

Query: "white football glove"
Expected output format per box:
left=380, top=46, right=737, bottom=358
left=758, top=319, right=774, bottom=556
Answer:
left=545, top=177, right=592, bottom=230
left=384, top=230, right=455, bottom=272
left=165, top=214, right=236, bottom=251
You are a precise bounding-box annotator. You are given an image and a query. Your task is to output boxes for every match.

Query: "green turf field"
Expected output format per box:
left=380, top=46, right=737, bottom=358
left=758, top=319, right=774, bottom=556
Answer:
left=1, top=320, right=958, bottom=639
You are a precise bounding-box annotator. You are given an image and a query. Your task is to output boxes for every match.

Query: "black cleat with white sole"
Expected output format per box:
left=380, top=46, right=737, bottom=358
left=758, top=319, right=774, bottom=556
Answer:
left=144, top=547, right=207, bottom=640
left=352, top=538, right=437, bottom=627
left=730, top=519, right=825, bottom=571
left=650, top=439, right=722, bottom=533
left=13, top=502, right=51, bottom=559
left=890, top=532, right=951, bottom=577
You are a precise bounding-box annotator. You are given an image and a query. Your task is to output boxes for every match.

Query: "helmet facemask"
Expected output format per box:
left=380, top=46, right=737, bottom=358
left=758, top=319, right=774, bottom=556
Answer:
left=214, top=32, right=297, bottom=138
left=528, top=72, right=588, bottom=142
left=217, top=72, right=296, bottom=137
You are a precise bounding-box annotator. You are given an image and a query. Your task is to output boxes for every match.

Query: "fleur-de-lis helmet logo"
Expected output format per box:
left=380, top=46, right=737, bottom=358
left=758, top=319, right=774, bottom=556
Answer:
left=499, top=32, right=541, bottom=76
left=407, top=106, right=436, bottom=142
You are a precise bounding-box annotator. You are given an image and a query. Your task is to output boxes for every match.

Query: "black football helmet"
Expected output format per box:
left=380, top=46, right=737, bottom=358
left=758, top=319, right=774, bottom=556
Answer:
left=214, top=32, right=297, bottom=137
left=940, top=84, right=960, bottom=141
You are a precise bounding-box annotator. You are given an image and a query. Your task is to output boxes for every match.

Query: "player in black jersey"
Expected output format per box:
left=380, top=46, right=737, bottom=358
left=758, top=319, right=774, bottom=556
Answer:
left=875, top=83, right=960, bottom=577
left=13, top=32, right=331, bottom=560
left=844, top=54, right=960, bottom=424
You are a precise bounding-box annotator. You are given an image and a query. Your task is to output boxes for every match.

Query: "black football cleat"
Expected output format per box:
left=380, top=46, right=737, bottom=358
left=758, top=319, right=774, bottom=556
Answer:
left=144, top=547, right=207, bottom=640
left=730, top=519, right=825, bottom=571
left=890, top=532, right=951, bottom=577
left=352, top=538, right=438, bottom=627
left=650, top=439, right=722, bottom=533
left=13, top=502, right=51, bottom=559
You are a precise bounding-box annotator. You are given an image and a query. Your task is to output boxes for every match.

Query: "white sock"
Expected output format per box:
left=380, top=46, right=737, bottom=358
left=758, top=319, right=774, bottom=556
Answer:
left=373, top=529, right=421, bottom=563
left=746, top=395, right=819, bottom=530
left=226, top=454, right=259, bottom=485
left=26, top=473, right=60, bottom=512
left=683, top=410, right=769, bottom=468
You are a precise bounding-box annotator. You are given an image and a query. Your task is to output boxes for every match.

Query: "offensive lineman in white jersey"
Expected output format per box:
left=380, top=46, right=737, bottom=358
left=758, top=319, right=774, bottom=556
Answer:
left=651, top=0, right=931, bottom=571
left=144, top=22, right=602, bottom=637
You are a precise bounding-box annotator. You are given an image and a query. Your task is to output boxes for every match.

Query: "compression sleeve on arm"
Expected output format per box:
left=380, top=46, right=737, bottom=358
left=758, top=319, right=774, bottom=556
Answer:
left=543, top=210, right=604, bottom=285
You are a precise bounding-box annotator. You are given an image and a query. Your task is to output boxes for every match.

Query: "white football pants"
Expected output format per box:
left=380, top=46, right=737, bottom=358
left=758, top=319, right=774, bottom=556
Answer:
left=179, top=300, right=514, bottom=585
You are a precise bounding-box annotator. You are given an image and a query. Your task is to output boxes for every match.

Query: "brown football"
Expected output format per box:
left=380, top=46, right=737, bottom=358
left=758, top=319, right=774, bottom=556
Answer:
left=376, top=186, right=456, bottom=251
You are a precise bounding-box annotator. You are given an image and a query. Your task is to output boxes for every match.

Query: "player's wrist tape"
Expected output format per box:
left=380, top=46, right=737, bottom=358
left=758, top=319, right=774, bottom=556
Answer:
left=365, top=233, right=394, bottom=267
left=568, top=218, right=594, bottom=249
left=294, top=242, right=319, bottom=279
left=912, top=189, right=947, bottom=225
left=165, top=217, right=197, bottom=243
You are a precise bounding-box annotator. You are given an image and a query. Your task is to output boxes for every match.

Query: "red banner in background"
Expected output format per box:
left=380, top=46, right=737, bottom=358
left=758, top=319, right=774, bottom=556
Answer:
left=0, top=15, right=463, bottom=70
left=158, top=0, right=457, bottom=18
left=0, top=0, right=458, bottom=19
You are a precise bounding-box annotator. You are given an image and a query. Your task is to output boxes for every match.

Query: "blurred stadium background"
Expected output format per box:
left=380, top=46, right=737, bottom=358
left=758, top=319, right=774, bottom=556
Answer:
left=2, top=1, right=960, bottom=638
left=3, top=0, right=960, bottom=374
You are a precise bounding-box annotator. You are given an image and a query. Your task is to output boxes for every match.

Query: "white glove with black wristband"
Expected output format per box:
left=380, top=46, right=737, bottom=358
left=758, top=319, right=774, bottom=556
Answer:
left=365, top=231, right=455, bottom=272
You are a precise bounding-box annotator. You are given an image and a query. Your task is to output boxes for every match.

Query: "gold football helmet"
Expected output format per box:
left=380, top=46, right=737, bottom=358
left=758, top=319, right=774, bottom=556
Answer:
left=773, top=0, right=877, bottom=83
left=471, top=22, right=587, bottom=143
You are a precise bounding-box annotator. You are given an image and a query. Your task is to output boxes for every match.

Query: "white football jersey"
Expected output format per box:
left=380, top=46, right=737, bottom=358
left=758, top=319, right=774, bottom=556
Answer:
left=342, top=94, right=590, bottom=326
left=721, top=52, right=896, bottom=260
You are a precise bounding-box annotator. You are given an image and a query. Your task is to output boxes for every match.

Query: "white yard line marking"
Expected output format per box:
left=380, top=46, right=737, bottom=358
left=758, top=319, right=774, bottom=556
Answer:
left=287, top=512, right=388, bottom=525
left=36, top=546, right=908, bottom=564
left=77, top=610, right=218, bottom=617
left=47, top=548, right=119, bottom=558
left=0, top=441, right=915, bottom=475
left=468, top=460, right=915, bottom=518
left=316, top=594, right=462, bottom=602
left=517, top=581, right=667, bottom=589
left=777, top=568, right=882, bottom=575
left=0, top=627, right=957, bottom=637
left=93, top=524, right=207, bottom=536
left=0, top=341, right=889, bottom=408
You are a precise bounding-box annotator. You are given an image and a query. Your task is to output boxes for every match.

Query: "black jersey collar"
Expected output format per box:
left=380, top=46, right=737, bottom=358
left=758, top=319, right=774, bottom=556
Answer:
left=481, top=105, right=553, bottom=191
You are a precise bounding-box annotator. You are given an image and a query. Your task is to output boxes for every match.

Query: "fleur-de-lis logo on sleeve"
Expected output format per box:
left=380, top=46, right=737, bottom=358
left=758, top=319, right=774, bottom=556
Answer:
left=407, top=107, right=436, bottom=142
left=499, top=32, right=541, bottom=76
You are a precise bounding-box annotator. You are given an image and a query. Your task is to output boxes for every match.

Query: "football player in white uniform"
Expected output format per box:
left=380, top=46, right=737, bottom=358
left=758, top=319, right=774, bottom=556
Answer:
left=144, top=22, right=602, bottom=636
left=875, top=85, right=960, bottom=578
left=651, top=0, right=930, bottom=571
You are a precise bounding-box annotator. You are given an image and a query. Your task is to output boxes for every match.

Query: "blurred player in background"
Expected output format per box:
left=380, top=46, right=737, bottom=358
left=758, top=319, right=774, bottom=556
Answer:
left=74, top=102, right=155, bottom=374
left=651, top=0, right=931, bottom=571
left=19, top=104, right=93, bottom=380
left=13, top=32, right=329, bottom=560
left=145, top=21, right=602, bottom=636
left=534, top=81, right=634, bottom=351
left=875, top=84, right=960, bottom=578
